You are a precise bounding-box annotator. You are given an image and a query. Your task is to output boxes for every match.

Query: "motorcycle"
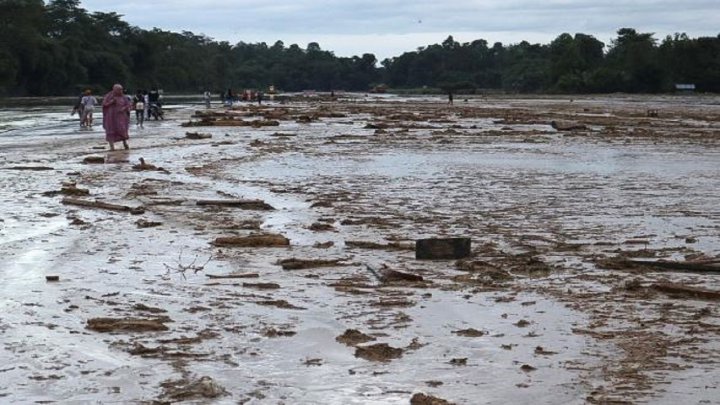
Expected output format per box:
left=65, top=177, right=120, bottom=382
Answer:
left=149, top=103, right=164, bottom=120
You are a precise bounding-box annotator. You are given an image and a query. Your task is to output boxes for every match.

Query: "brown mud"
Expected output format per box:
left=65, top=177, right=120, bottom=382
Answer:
left=1, top=94, right=719, bottom=403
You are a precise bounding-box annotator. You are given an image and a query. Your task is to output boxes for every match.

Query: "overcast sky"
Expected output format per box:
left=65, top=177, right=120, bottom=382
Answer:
left=81, top=0, right=719, bottom=60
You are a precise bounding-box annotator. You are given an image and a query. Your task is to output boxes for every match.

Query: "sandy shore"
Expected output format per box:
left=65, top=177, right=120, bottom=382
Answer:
left=1, top=94, right=719, bottom=404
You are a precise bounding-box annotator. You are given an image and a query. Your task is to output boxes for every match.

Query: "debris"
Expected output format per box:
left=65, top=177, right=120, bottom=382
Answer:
left=61, top=197, right=145, bottom=215
left=278, top=257, right=348, bottom=270
left=534, top=346, right=558, bottom=355
left=136, top=219, right=162, bottom=228
left=551, top=120, right=587, bottom=131
left=45, top=275, right=60, bottom=282
left=449, top=358, right=467, bottom=366
left=452, top=328, right=485, bottom=337
left=354, top=343, right=403, bottom=362
left=520, top=364, right=537, bottom=372
left=309, top=222, right=335, bottom=231
left=254, top=300, right=305, bottom=309
left=160, top=376, right=227, bottom=401
left=132, top=158, right=167, bottom=172
left=185, top=132, right=212, bottom=139
left=242, top=282, right=280, bottom=289
left=380, top=268, right=424, bottom=283
left=514, top=320, right=531, bottom=328
left=416, top=237, right=471, bottom=260
left=314, top=241, right=335, bottom=249
left=263, top=328, right=297, bottom=338
left=345, top=240, right=414, bottom=251
left=82, top=156, right=105, bottom=164
left=205, top=273, right=259, bottom=279
left=652, top=282, right=720, bottom=300
left=336, top=329, right=376, bottom=346
left=213, top=234, right=290, bottom=247
left=196, top=199, right=275, bottom=210
left=410, top=393, right=455, bottom=405
left=132, top=303, right=167, bottom=314
left=4, top=166, right=54, bottom=171
left=86, top=317, right=170, bottom=332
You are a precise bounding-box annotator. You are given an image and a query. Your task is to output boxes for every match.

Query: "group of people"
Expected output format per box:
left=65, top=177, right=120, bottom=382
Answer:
left=73, top=85, right=163, bottom=151
left=222, top=88, right=264, bottom=106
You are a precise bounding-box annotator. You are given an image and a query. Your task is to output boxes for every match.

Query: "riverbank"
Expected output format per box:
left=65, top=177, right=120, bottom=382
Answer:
left=1, top=94, right=719, bottom=404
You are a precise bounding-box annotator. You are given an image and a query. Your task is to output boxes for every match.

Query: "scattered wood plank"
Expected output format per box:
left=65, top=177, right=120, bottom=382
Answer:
left=416, top=237, right=471, bottom=260
left=205, top=273, right=259, bottom=279
left=626, top=259, right=720, bottom=274
left=61, top=197, right=145, bottom=215
left=196, top=199, right=274, bottom=210
left=4, top=166, right=55, bottom=171
left=213, top=234, right=289, bottom=247
left=551, top=120, right=587, bottom=131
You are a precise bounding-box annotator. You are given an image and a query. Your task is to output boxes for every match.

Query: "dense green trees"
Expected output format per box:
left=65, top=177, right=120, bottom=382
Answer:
left=1, top=0, right=719, bottom=96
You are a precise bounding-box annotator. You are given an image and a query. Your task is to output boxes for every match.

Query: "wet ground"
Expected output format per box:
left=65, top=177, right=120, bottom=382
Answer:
left=1, top=94, right=719, bottom=404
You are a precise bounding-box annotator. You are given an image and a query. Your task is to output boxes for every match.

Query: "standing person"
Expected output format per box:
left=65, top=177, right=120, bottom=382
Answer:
left=148, top=88, right=160, bottom=118
left=71, top=92, right=85, bottom=127
left=80, top=89, right=98, bottom=127
left=257, top=90, right=263, bottom=105
left=448, top=91, right=454, bottom=105
left=203, top=90, right=211, bottom=108
left=142, top=90, right=150, bottom=121
left=102, top=84, right=131, bottom=151
left=133, top=90, right=145, bottom=128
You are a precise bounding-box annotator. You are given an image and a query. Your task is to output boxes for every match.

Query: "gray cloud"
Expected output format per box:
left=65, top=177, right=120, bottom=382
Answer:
left=81, top=0, right=719, bottom=58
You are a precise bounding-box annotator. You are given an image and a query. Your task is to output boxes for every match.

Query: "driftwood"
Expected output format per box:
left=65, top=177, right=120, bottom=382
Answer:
left=652, top=282, right=720, bottom=301
left=551, top=120, right=587, bottom=131
left=196, top=199, right=274, bottom=210
left=212, top=234, right=289, bottom=247
left=627, top=259, right=720, bottom=274
left=61, top=197, right=145, bottom=215
left=4, top=166, right=54, bottom=171
left=205, top=273, right=259, bottom=279
left=185, top=132, right=212, bottom=139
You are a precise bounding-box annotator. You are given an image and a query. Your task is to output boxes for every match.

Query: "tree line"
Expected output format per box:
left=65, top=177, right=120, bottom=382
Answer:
left=1, top=0, right=719, bottom=96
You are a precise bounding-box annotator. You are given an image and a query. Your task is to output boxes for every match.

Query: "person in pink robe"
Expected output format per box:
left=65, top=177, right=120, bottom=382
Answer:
left=102, top=84, right=131, bottom=150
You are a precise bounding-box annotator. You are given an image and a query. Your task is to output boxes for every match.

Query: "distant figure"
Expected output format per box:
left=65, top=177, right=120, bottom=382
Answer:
left=102, top=84, right=131, bottom=151
left=148, top=88, right=160, bottom=118
left=71, top=92, right=84, bottom=127
left=203, top=91, right=211, bottom=108
left=257, top=91, right=263, bottom=105
left=142, top=90, right=149, bottom=120
left=80, top=89, right=98, bottom=127
left=133, top=90, right=145, bottom=128
left=226, top=88, right=234, bottom=105
left=448, top=91, right=454, bottom=105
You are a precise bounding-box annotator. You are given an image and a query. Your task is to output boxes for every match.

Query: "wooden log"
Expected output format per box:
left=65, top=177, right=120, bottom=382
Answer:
left=213, top=234, right=289, bottom=247
left=627, top=259, right=720, bottom=274
left=4, top=166, right=55, bottom=171
left=416, top=237, right=471, bottom=260
left=196, top=199, right=275, bottom=210
left=61, top=197, right=145, bottom=214
left=205, top=273, right=259, bottom=279
left=551, top=120, right=587, bottom=131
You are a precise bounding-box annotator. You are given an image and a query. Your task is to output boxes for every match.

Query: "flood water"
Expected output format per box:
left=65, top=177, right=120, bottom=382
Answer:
left=1, top=95, right=719, bottom=404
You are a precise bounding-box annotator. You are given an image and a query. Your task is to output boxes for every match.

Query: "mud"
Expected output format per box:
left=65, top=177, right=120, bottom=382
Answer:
left=1, top=94, right=720, bottom=404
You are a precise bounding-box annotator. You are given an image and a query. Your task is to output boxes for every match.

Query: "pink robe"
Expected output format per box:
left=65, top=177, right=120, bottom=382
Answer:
left=102, top=92, right=131, bottom=142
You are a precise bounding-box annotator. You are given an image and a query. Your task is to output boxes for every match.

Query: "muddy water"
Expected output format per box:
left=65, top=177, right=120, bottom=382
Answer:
left=1, top=95, right=719, bottom=404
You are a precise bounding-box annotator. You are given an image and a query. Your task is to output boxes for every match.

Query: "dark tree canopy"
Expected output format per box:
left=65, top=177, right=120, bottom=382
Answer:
left=1, top=2, right=719, bottom=96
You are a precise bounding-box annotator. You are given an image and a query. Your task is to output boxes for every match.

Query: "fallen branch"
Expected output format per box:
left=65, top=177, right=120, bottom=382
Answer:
left=61, top=197, right=145, bottom=215
left=205, top=273, right=259, bottom=279
left=627, top=259, right=720, bottom=274
left=196, top=199, right=274, bottom=210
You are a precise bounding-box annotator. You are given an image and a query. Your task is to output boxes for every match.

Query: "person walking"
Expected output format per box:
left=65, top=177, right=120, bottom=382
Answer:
left=102, top=84, right=131, bottom=151
left=133, top=90, right=145, bottom=128
left=80, top=89, right=98, bottom=127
